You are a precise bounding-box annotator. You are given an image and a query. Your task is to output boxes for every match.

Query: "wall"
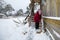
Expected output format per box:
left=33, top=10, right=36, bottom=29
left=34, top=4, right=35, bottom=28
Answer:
left=43, top=0, right=60, bottom=40
left=56, top=0, right=60, bottom=17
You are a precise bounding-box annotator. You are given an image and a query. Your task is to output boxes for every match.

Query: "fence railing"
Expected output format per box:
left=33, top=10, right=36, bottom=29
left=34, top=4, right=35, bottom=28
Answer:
left=43, top=16, right=60, bottom=40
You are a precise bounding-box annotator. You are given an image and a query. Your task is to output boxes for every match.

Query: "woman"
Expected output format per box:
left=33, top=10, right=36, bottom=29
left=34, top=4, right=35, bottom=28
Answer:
left=34, top=10, right=42, bottom=30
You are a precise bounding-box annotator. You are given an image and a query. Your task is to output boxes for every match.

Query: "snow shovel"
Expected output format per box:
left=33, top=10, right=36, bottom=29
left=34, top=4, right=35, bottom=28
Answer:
left=22, top=14, right=29, bottom=24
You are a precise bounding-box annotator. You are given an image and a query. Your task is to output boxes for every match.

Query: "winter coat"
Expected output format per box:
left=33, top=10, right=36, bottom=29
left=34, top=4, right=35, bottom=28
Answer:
left=34, top=11, right=41, bottom=22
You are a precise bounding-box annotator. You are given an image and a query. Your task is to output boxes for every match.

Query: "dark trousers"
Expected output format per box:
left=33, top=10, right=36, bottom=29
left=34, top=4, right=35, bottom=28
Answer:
left=35, top=22, right=39, bottom=29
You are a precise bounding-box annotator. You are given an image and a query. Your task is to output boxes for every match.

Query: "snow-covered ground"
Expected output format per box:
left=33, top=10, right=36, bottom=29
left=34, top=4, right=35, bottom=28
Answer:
left=0, top=16, right=51, bottom=40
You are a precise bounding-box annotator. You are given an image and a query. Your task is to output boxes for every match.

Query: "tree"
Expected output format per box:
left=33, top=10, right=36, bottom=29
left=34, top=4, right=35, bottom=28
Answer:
left=26, top=6, right=31, bottom=14
left=4, top=4, right=14, bottom=16
left=0, top=0, right=6, bottom=13
left=16, top=9, right=23, bottom=16
left=26, top=6, right=30, bottom=11
left=0, top=0, right=14, bottom=16
left=5, top=4, right=14, bottom=11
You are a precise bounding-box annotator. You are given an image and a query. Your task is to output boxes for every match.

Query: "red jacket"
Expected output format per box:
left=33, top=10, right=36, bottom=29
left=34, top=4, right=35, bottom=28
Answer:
left=34, top=11, right=41, bottom=22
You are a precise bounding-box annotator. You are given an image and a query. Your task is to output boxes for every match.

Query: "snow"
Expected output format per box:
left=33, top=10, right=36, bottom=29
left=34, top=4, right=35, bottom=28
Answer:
left=33, top=32, right=50, bottom=40
left=0, top=16, right=50, bottom=40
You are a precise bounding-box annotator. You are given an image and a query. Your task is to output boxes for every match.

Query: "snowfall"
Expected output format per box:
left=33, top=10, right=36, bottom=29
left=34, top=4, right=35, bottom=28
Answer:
left=0, top=16, right=51, bottom=40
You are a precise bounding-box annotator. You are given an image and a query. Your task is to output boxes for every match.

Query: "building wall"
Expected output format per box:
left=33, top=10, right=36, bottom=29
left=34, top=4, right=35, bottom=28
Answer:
left=44, top=0, right=60, bottom=17
left=45, top=0, right=56, bottom=17
left=56, top=0, right=60, bottom=17
left=43, top=0, right=60, bottom=40
left=50, top=0, right=56, bottom=17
